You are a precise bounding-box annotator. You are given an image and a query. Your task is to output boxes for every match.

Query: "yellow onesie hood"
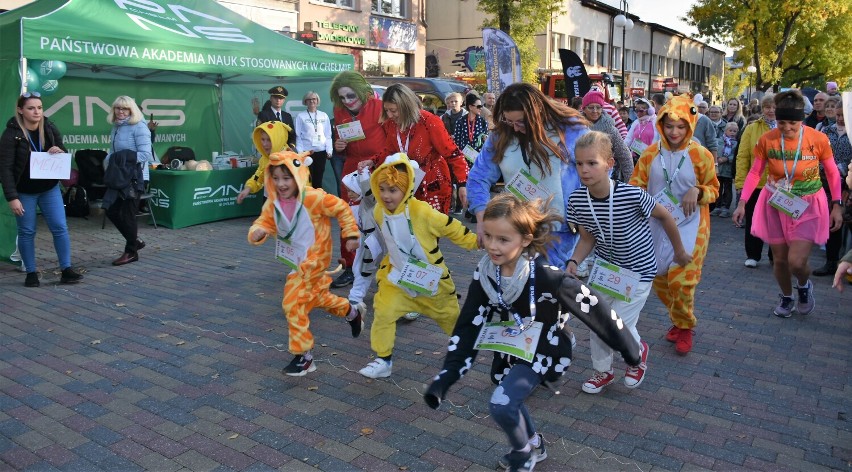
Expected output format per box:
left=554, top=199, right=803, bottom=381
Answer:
left=265, top=150, right=313, bottom=201
left=253, top=121, right=291, bottom=158
left=655, top=94, right=698, bottom=151
left=371, top=153, right=416, bottom=216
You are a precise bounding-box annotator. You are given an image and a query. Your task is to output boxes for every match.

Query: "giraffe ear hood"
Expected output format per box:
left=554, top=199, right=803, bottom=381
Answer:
left=266, top=150, right=313, bottom=199
left=655, top=94, right=699, bottom=150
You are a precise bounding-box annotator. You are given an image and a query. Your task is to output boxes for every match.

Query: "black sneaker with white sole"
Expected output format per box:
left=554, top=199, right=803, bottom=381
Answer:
left=282, top=355, right=316, bottom=376
left=498, top=433, right=547, bottom=470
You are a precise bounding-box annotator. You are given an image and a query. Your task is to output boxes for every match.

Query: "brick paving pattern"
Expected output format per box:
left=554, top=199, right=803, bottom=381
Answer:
left=1, top=210, right=850, bottom=471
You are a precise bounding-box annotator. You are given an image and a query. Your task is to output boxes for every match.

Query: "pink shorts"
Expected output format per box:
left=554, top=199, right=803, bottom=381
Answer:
left=750, top=187, right=830, bottom=245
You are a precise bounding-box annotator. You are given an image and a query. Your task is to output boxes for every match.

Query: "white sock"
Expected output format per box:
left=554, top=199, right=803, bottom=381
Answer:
left=303, top=351, right=313, bottom=361
left=529, top=434, right=540, bottom=448
left=346, top=304, right=357, bottom=321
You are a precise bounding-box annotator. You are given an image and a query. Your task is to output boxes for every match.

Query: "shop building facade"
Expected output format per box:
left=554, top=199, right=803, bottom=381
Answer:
left=426, top=0, right=726, bottom=102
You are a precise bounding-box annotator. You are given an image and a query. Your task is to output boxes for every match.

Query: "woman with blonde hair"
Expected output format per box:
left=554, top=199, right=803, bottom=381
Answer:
left=104, top=95, right=152, bottom=266
left=0, top=92, right=82, bottom=287
left=294, top=91, right=333, bottom=188
left=360, top=83, right=468, bottom=214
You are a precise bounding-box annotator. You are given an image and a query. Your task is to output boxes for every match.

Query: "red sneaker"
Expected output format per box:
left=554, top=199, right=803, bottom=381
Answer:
left=665, top=326, right=680, bottom=343
left=676, top=329, right=694, bottom=355
left=582, top=371, right=615, bottom=394
left=624, top=341, right=648, bottom=389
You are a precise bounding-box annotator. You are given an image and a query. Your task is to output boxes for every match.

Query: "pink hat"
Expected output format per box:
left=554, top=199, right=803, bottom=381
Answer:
left=582, top=91, right=606, bottom=109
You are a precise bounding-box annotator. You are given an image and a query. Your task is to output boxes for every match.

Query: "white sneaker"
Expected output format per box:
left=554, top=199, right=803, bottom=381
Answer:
left=744, top=259, right=758, bottom=268
left=359, top=358, right=392, bottom=378
left=403, top=312, right=421, bottom=321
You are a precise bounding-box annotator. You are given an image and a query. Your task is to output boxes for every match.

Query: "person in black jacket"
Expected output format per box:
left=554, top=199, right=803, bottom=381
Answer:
left=256, top=86, right=296, bottom=149
left=0, top=92, right=82, bottom=287
left=424, top=194, right=640, bottom=472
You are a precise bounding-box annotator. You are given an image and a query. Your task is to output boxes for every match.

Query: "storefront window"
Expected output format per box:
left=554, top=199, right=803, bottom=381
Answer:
left=361, top=50, right=407, bottom=76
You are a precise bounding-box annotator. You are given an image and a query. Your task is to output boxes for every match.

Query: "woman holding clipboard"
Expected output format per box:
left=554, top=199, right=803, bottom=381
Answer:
left=328, top=71, right=386, bottom=288
left=0, top=92, right=82, bottom=287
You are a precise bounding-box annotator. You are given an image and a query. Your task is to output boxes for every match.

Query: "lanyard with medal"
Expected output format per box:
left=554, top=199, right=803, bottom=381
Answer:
left=495, top=257, right=536, bottom=336
left=778, top=127, right=804, bottom=191
left=585, top=180, right=642, bottom=302
left=396, top=126, right=412, bottom=154
left=768, top=127, right=809, bottom=219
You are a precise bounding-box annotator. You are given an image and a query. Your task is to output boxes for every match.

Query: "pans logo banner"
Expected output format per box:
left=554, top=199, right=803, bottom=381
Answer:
left=114, top=0, right=253, bottom=43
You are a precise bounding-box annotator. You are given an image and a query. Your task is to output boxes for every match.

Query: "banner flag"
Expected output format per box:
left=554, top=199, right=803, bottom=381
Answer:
left=482, top=28, right=522, bottom=94
left=558, top=49, right=591, bottom=100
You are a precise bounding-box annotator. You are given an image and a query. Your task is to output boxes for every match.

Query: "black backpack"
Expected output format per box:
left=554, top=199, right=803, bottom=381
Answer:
left=64, top=185, right=90, bottom=218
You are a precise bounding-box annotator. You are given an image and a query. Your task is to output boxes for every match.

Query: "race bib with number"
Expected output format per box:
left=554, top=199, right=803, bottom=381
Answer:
left=768, top=187, right=809, bottom=219
left=397, top=258, right=443, bottom=295
left=506, top=168, right=551, bottom=202
left=336, top=121, right=366, bottom=142
left=462, top=145, right=479, bottom=162
left=474, top=321, right=543, bottom=363
left=628, top=139, right=648, bottom=156
left=275, top=237, right=300, bottom=270
left=588, top=258, right=642, bottom=302
left=653, top=188, right=687, bottom=226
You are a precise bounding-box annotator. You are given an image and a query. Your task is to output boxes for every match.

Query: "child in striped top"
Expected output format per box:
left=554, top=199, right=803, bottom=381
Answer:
left=567, top=131, right=691, bottom=394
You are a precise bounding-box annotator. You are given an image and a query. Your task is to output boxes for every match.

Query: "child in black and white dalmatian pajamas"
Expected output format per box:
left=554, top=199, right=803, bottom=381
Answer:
left=424, top=194, right=641, bottom=472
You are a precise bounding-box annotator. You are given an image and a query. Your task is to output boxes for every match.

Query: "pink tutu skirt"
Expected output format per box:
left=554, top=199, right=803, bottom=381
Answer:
left=750, top=187, right=830, bottom=245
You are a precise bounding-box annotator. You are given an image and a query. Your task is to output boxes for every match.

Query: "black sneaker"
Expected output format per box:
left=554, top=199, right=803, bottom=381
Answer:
left=348, top=302, right=366, bottom=338
left=330, top=267, right=354, bottom=288
left=24, top=272, right=40, bottom=288
left=282, top=355, right=316, bottom=377
left=498, top=434, right=547, bottom=470
left=60, top=267, right=83, bottom=284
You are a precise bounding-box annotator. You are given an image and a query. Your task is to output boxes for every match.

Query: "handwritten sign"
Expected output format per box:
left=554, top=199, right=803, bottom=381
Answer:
left=29, top=152, right=71, bottom=179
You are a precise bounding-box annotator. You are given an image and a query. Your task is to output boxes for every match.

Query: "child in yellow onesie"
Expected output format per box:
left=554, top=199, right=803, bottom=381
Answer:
left=359, top=153, right=479, bottom=379
left=629, top=95, right=719, bottom=356
left=237, top=121, right=292, bottom=204
left=248, top=150, right=363, bottom=376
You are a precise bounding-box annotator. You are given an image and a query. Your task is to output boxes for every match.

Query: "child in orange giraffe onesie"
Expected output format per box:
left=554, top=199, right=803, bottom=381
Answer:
left=248, top=150, right=363, bottom=376
left=629, top=94, right=719, bottom=355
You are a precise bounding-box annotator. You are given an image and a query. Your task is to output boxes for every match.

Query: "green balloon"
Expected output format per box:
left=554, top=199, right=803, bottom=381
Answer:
left=35, top=60, right=67, bottom=80
left=38, top=80, right=59, bottom=96
left=25, top=68, right=41, bottom=91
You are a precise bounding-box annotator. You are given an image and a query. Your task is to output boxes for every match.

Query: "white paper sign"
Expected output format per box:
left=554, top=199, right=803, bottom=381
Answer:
left=29, top=152, right=71, bottom=179
left=397, top=258, right=443, bottom=295
left=336, top=121, right=366, bottom=142
left=462, top=145, right=479, bottom=162
left=653, top=188, right=687, bottom=226
left=506, top=168, right=551, bottom=201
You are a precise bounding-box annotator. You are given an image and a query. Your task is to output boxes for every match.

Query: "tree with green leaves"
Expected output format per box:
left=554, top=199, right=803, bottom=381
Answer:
left=686, top=0, right=852, bottom=91
left=477, top=0, right=567, bottom=84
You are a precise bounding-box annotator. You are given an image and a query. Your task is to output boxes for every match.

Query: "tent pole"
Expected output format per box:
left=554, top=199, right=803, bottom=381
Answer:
left=217, top=75, right=224, bottom=156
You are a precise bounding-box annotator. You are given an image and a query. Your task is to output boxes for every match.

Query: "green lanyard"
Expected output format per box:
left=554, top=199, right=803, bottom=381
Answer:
left=779, top=127, right=804, bottom=186
left=660, top=151, right=687, bottom=192
left=384, top=204, right=417, bottom=258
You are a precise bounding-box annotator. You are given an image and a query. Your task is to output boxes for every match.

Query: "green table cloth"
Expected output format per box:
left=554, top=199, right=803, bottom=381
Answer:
left=149, top=167, right=264, bottom=229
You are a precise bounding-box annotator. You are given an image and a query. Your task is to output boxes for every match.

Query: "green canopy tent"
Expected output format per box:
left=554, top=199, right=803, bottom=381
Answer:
left=0, top=0, right=354, bottom=260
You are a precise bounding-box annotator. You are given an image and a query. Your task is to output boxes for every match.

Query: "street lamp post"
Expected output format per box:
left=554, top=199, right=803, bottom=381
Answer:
left=613, top=1, right=634, bottom=102
left=746, top=65, right=757, bottom=101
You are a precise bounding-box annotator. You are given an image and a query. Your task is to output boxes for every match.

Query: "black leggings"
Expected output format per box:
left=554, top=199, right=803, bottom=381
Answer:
left=107, top=196, right=139, bottom=253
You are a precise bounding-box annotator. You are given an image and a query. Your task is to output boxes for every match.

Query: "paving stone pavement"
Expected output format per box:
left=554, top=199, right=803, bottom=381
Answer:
left=1, top=209, right=850, bottom=471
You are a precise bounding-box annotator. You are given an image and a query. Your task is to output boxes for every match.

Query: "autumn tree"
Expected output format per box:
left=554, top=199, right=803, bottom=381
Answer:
left=686, top=0, right=852, bottom=91
left=477, top=0, right=567, bottom=84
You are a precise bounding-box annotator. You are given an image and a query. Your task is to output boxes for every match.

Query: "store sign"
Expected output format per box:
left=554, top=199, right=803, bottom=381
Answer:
left=632, top=77, right=647, bottom=89
left=314, top=21, right=366, bottom=45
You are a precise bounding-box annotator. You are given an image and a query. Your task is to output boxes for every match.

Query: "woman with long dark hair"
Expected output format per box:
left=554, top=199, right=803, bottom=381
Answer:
left=467, top=83, right=589, bottom=269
